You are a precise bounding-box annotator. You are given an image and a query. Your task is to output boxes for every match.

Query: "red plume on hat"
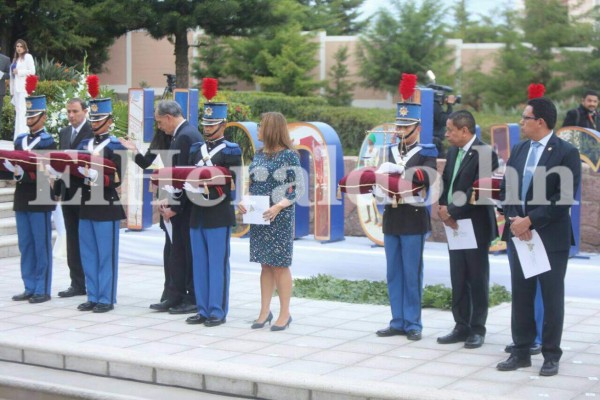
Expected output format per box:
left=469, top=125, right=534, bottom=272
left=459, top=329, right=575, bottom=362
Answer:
left=87, top=75, right=100, bottom=99
left=399, top=73, right=417, bottom=102
left=202, top=78, right=218, bottom=101
left=527, top=83, right=545, bottom=99
left=25, top=75, right=38, bottom=96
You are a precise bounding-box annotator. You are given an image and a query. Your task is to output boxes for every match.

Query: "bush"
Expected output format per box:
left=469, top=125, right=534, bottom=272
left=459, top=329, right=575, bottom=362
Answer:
left=35, top=57, right=80, bottom=82
left=293, top=274, right=512, bottom=310
left=224, top=90, right=328, bottom=120
left=1, top=97, right=16, bottom=141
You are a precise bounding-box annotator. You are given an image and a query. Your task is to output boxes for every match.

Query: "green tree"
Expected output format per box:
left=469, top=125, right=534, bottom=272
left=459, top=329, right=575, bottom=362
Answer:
left=0, top=0, right=117, bottom=71
left=297, top=0, right=369, bottom=35
left=224, top=1, right=321, bottom=95
left=324, top=46, right=355, bottom=106
left=356, top=0, right=451, bottom=94
left=461, top=9, right=532, bottom=109
left=191, top=36, right=232, bottom=85
left=448, top=0, right=501, bottom=43
left=99, top=0, right=283, bottom=89
left=253, top=24, right=321, bottom=96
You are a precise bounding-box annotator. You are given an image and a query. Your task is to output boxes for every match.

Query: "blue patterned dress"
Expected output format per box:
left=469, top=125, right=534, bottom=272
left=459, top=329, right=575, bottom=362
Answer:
left=249, top=149, right=303, bottom=267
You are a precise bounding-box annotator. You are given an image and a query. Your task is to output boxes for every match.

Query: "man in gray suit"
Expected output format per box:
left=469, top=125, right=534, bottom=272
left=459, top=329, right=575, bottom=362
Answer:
left=0, top=47, right=11, bottom=133
left=56, top=98, right=93, bottom=298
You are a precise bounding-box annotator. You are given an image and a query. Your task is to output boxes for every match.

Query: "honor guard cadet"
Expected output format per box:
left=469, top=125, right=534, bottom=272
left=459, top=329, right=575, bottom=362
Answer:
left=75, top=96, right=127, bottom=313
left=375, top=74, right=437, bottom=341
left=4, top=87, right=57, bottom=303
left=185, top=78, right=242, bottom=327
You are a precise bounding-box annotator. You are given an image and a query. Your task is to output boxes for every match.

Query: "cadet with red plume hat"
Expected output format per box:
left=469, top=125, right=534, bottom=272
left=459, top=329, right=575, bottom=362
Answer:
left=68, top=75, right=127, bottom=313
left=374, top=73, right=438, bottom=341
left=184, top=78, right=242, bottom=327
left=2, top=74, right=57, bottom=304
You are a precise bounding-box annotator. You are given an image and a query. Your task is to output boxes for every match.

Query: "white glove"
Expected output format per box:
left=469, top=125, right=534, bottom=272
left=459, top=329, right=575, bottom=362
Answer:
left=3, top=159, right=15, bottom=173
left=376, top=162, right=405, bottom=175
left=373, top=185, right=393, bottom=205
left=162, top=184, right=183, bottom=195
left=45, top=164, right=62, bottom=179
left=77, top=166, right=98, bottom=181
left=183, top=182, right=205, bottom=194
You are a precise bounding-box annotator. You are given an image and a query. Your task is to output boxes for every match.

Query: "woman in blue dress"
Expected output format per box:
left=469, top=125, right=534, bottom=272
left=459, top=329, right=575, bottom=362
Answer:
left=238, top=112, right=303, bottom=331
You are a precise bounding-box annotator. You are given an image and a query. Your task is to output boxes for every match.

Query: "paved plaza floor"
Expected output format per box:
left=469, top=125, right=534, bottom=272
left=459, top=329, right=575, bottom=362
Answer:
left=0, top=232, right=599, bottom=399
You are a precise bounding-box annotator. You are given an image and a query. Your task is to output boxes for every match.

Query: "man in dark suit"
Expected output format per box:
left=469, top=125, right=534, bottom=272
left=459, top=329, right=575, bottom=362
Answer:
left=0, top=47, right=11, bottom=133
left=497, top=97, right=581, bottom=376
left=185, top=100, right=241, bottom=327
left=437, top=110, right=499, bottom=349
left=562, top=90, right=599, bottom=130
left=150, top=100, right=202, bottom=314
left=56, top=98, right=93, bottom=298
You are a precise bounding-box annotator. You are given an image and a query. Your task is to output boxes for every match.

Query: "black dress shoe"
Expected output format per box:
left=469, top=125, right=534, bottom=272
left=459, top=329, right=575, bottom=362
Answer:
left=406, top=330, right=422, bottom=341
left=12, top=292, right=33, bottom=301
left=92, top=303, right=114, bottom=313
left=437, top=329, right=468, bottom=344
left=204, top=317, right=226, bottom=327
left=464, top=334, right=485, bottom=349
left=77, top=301, right=98, bottom=311
left=540, top=360, right=559, bottom=376
left=28, top=294, right=51, bottom=304
left=186, top=314, right=207, bottom=325
left=149, top=299, right=179, bottom=312
left=58, top=287, right=86, bottom=298
left=504, top=342, right=542, bottom=355
left=376, top=327, right=406, bottom=337
left=497, top=355, right=532, bottom=371
left=168, top=303, right=197, bottom=315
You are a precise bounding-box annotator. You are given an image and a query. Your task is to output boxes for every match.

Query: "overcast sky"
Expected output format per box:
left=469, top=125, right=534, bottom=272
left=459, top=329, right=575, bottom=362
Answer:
left=358, top=0, right=519, bottom=21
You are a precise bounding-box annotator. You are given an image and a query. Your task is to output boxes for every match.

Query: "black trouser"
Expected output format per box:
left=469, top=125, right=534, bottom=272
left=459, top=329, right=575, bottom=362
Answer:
left=62, top=204, right=86, bottom=291
left=166, top=204, right=194, bottom=305
left=449, top=246, right=490, bottom=336
left=161, top=225, right=171, bottom=301
left=509, top=243, right=568, bottom=362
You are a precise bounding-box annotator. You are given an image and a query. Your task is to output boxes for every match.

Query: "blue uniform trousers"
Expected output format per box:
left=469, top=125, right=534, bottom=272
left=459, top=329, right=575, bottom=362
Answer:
left=15, top=211, right=53, bottom=295
left=384, top=233, right=425, bottom=332
left=190, top=226, right=231, bottom=320
left=79, top=219, right=119, bottom=304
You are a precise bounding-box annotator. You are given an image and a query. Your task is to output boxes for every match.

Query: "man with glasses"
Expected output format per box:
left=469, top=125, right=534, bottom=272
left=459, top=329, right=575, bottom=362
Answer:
left=497, top=97, right=581, bottom=376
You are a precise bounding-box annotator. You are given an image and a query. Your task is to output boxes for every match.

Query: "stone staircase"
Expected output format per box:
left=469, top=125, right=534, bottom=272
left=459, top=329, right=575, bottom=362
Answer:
left=0, top=181, right=19, bottom=258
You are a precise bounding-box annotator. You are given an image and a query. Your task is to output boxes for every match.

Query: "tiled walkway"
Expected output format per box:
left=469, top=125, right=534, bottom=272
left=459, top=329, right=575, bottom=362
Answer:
left=0, top=237, right=599, bottom=399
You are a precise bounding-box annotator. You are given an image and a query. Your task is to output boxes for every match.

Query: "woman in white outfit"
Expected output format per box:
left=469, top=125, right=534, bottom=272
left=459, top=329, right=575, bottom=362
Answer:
left=9, top=39, right=36, bottom=140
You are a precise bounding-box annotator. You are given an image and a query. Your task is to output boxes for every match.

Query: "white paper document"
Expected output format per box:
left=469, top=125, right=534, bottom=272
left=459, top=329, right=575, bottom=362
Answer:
left=242, top=195, right=270, bottom=225
left=164, top=219, right=173, bottom=243
left=511, top=230, right=551, bottom=279
left=444, top=219, right=478, bottom=250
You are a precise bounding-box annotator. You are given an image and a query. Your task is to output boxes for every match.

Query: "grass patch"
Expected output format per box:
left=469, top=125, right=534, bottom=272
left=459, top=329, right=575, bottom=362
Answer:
left=293, top=274, right=512, bottom=309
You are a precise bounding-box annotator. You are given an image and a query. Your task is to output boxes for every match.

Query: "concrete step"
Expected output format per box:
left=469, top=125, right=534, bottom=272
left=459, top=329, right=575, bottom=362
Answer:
left=0, top=218, right=16, bottom=235
left=0, top=202, right=13, bottom=219
left=0, top=187, right=15, bottom=202
left=0, top=232, right=58, bottom=259
left=0, top=361, right=238, bottom=400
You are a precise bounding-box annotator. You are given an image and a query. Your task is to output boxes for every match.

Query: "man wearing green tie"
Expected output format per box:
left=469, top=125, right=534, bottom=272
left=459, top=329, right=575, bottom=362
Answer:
left=437, top=110, right=499, bottom=349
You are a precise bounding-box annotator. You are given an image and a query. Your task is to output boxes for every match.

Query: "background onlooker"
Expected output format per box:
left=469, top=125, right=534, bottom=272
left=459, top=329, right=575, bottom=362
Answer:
left=0, top=46, right=10, bottom=134
left=562, top=90, right=599, bottom=130
left=9, top=39, right=36, bottom=140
